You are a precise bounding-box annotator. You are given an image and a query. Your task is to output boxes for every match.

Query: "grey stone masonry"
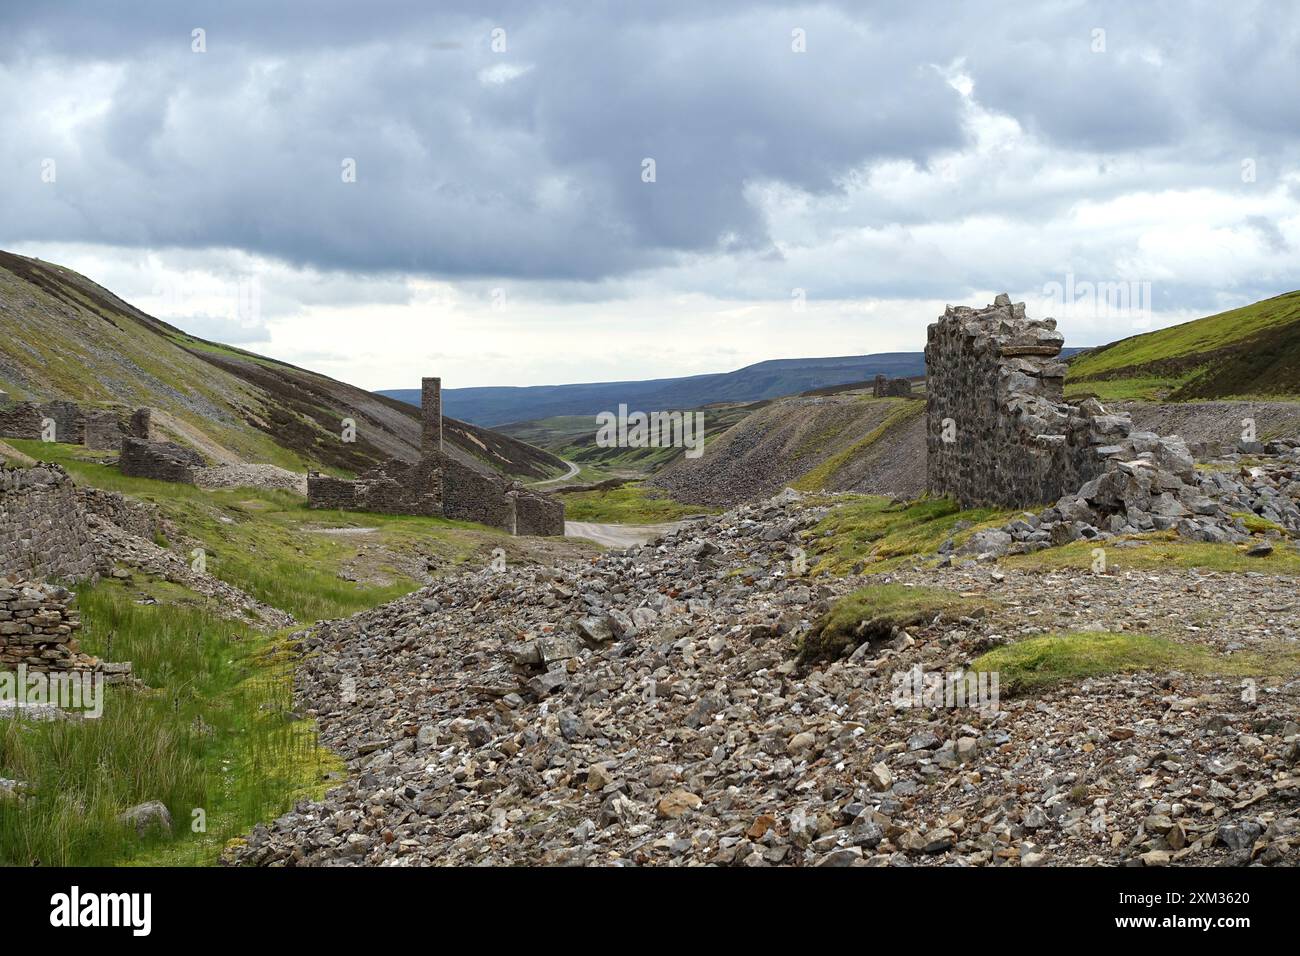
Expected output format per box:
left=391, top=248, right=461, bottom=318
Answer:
left=925, top=293, right=1126, bottom=508
left=119, top=437, right=205, bottom=484
left=0, top=578, right=132, bottom=681
left=83, top=409, right=126, bottom=450
left=129, top=407, right=152, bottom=440
left=422, top=377, right=443, bottom=456
left=0, top=464, right=98, bottom=581
left=873, top=374, right=913, bottom=398
left=0, top=401, right=149, bottom=448
left=308, top=457, right=442, bottom=517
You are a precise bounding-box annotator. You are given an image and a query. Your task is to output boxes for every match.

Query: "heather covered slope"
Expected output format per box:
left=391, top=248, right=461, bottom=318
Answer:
left=1066, top=290, right=1300, bottom=402
left=0, top=251, right=563, bottom=479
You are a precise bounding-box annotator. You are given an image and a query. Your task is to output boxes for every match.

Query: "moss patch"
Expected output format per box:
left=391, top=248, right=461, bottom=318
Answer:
left=800, top=583, right=989, bottom=662
left=808, top=495, right=1017, bottom=574
left=971, top=631, right=1297, bottom=696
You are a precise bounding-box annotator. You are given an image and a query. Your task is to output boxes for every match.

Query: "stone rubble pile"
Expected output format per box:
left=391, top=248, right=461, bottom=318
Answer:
left=958, top=440, right=1300, bottom=558
left=226, top=490, right=1300, bottom=868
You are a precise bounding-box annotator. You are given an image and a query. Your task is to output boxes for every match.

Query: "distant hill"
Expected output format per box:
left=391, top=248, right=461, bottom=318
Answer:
left=0, top=250, right=564, bottom=479
left=1066, top=291, right=1300, bottom=402
left=385, top=349, right=1084, bottom=427
left=383, top=353, right=922, bottom=426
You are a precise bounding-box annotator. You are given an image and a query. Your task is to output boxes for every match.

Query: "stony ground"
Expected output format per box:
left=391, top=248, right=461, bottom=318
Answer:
left=227, top=489, right=1300, bottom=867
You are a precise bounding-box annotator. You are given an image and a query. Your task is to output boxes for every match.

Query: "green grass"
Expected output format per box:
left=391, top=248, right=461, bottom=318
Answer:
left=971, top=631, right=1299, bottom=696
left=0, top=581, right=341, bottom=867
left=559, top=482, right=717, bottom=523
left=799, top=583, right=990, bottom=661
left=807, top=495, right=1017, bottom=574
left=1064, top=374, right=1197, bottom=403
left=1001, top=533, right=1300, bottom=575
left=1066, top=290, right=1300, bottom=400
left=790, top=401, right=923, bottom=492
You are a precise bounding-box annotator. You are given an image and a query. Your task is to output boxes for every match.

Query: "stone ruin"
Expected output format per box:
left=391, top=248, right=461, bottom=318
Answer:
left=872, top=374, right=913, bottom=398
left=104, top=408, right=206, bottom=484
left=0, top=462, right=173, bottom=583
left=308, top=378, right=565, bottom=536
left=0, top=396, right=151, bottom=449
left=0, top=463, right=98, bottom=581
left=0, top=579, right=131, bottom=684
left=924, top=293, right=1298, bottom=555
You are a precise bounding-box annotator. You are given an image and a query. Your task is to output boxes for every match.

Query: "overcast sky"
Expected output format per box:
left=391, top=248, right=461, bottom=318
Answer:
left=2, top=1, right=1297, bottom=390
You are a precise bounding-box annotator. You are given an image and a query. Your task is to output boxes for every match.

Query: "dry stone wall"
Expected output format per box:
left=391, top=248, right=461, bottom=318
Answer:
left=308, top=458, right=443, bottom=517
left=83, top=410, right=127, bottom=450
left=0, top=464, right=98, bottom=581
left=441, top=456, right=516, bottom=530
left=0, top=400, right=146, bottom=449
left=119, top=437, right=206, bottom=483
left=511, top=487, right=567, bottom=536
left=872, top=375, right=913, bottom=398
left=0, top=579, right=132, bottom=680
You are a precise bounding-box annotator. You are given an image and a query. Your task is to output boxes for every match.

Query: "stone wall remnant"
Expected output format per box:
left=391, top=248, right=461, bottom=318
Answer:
left=119, top=437, right=205, bottom=484
left=0, top=464, right=99, bottom=581
left=873, top=374, right=914, bottom=398
left=129, top=407, right=152, bottom=440
left=83, top=410, right=126, bottom=450
left=0, top=400, right=148, bottom=449
left=0, top=579, right=132, bottom=682
left=925, top=294, right=1214, bottom=521
left=925, top=293, right=1122, bottom=508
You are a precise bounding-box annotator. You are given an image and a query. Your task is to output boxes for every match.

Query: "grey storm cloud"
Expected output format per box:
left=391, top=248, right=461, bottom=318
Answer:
left=0, top=0, right=1297, bottom=289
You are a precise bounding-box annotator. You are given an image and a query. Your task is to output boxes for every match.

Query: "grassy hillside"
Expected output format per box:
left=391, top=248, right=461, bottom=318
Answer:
left=0, top=250, right=565, bottom=480
left=1066, top=290, right=1300, bottom=401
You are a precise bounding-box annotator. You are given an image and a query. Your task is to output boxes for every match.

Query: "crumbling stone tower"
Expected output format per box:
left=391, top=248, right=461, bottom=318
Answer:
left=925, top=293, right=1132, bottom=508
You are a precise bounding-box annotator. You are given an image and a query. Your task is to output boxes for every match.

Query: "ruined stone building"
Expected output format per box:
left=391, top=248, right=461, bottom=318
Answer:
left=872, top=374, right=914, bottom=398
left=925, top=294, right=1139, bottom=508
left=0, top=395, right=151, bottom=451
left=308, top=378, right=565, bottom=536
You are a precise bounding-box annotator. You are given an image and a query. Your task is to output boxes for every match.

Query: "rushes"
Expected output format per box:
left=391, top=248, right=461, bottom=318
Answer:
left=0, top=582, right=338, bottom=867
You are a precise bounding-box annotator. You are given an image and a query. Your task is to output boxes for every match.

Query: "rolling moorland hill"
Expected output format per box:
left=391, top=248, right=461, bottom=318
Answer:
left=0, top=251, right=563, bottom=479
left=1065, top=290, right=1300, bottom=402
left=383, top=353, right=932, bottom=426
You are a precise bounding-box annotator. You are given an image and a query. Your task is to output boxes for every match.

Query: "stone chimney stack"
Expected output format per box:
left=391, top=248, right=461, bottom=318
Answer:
left=421, top=377, right=442, bottom=456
